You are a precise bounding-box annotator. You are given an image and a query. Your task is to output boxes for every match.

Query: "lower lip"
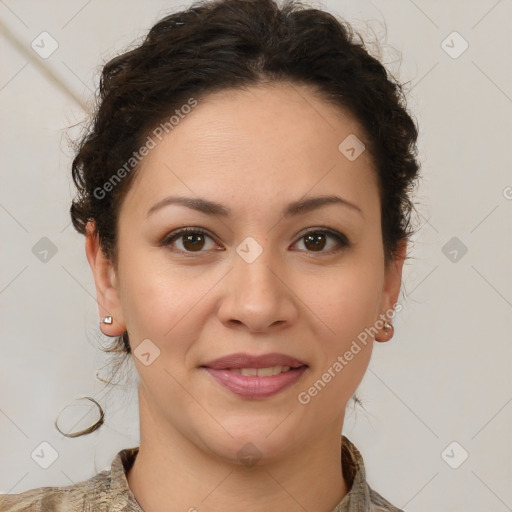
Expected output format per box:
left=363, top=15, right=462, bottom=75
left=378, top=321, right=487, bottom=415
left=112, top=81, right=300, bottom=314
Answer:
left=202, top=366, right=308, bottom=398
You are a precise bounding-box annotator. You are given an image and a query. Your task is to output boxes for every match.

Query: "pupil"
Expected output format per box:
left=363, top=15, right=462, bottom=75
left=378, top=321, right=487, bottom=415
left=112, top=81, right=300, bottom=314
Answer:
left=184, top=234, right=204, bottom=251
left=305, top=233, right=325, bottom=251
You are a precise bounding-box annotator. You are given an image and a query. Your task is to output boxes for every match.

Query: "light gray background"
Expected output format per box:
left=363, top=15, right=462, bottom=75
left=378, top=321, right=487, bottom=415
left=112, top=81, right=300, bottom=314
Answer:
left=1, top=1, right=511, bottom=511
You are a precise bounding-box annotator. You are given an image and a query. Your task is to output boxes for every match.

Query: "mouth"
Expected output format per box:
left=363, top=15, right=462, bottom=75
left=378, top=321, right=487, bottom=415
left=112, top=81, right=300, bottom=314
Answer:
left=200, top=352, right=309, bottom=399
left=201, top=352, right=307, bottom=370
left=227, top=365, right=296, bottom=376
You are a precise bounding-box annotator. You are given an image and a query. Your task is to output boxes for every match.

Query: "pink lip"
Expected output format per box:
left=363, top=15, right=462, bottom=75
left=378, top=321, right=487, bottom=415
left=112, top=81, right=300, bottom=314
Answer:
left=203, top=367, right=308, bottom=398
left=200, top=352, right=308, bottom=399
left=201, top=352, right=307, bottom=370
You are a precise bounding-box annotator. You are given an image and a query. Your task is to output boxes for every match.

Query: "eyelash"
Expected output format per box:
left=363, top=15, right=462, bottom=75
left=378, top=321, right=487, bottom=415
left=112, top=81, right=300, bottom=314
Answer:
left=160, top=226, right=350, bottom=256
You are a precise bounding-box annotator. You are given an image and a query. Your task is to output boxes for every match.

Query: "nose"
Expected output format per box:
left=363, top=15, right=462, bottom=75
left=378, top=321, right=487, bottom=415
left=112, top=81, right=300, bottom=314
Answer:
left=217, top=245, right=299, bottom=333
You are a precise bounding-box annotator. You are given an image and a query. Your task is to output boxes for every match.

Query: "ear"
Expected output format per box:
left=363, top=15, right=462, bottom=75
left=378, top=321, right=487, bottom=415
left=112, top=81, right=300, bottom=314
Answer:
left=375, top=238, right=407, bottom=342
left=85, top=220, right=126, bottom=336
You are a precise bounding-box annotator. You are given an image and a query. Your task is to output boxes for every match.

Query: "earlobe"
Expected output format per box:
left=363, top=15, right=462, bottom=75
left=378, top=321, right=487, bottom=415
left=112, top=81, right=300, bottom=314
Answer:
left=375, top=239, right=407, bottom=342
left=85, top=220, right=126, bottom=336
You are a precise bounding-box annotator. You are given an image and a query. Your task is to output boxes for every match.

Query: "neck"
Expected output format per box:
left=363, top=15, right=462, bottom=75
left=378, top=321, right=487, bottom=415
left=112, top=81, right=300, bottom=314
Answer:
left=126, top=389, right=349, bottom=512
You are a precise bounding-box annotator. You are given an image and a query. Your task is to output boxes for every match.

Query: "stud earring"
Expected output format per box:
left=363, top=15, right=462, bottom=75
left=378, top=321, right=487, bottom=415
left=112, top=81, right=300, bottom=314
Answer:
left=100, top=316, right=113, bottom=325
left=375, top=321, right=394, bottom=343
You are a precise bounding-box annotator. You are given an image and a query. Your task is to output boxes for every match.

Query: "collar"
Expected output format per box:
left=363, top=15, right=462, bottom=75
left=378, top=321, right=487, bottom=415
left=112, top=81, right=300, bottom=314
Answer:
left=107, top=435, right=374, bottom=512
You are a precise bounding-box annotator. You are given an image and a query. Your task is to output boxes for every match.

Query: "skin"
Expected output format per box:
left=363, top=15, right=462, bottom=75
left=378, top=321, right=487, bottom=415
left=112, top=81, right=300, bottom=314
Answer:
left=86, top=82, right=405, bottom=512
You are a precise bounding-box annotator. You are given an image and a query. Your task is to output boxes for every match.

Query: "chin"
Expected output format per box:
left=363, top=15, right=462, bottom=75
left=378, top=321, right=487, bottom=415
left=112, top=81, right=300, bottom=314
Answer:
left=200, top=418, right=301, bottom=466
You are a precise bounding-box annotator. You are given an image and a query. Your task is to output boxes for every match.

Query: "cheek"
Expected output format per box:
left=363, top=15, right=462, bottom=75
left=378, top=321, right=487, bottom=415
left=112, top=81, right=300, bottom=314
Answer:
left=296, top=266, right=379, bottom=409
left=117, top=243, right=216, bottom=348
left=299, top=258, right=384, bottom=351
left=116, top=242, right=174, bottom=340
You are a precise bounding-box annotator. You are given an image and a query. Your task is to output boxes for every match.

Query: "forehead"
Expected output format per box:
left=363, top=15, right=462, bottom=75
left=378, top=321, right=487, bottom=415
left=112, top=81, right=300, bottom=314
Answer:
left=122, top=82, right=378, bottom=218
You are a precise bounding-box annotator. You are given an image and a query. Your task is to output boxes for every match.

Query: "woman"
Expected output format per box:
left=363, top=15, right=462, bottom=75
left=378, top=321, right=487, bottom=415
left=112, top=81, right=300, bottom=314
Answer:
left=0, top=0, right=419, bottom=510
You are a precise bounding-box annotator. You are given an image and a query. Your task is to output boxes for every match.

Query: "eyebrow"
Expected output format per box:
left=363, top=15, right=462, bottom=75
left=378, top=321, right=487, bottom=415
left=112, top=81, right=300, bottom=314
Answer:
left=147, top=194, right=363, bottom=218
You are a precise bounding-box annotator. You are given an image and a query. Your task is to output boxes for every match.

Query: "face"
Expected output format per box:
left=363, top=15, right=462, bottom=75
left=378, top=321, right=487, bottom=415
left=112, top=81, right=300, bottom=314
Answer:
left=87, top=82, right=404, bottom=464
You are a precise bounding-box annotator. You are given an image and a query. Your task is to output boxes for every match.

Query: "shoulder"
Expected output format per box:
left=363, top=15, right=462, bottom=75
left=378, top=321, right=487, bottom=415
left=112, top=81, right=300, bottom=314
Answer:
left=0, top=468, right=111, bottom=512
left=368, top=485, right=405, bottom=512
left=340, top=436, right=405, bottom=512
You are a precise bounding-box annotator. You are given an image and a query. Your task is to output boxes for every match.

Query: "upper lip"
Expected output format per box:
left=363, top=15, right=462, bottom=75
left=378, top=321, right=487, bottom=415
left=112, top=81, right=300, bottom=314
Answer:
left=201, top=352, right=308, bottom=370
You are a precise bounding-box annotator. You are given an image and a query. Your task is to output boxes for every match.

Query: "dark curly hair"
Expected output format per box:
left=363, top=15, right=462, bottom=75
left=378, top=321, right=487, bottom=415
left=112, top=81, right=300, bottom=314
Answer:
left=70, top=0, right=419, bottom=378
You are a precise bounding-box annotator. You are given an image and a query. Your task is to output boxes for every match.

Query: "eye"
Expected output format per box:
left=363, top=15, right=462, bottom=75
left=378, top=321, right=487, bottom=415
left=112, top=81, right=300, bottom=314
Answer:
left=160, top=226, right=350, bottom=255
left=292, top=228, right=350, bottom=254
left=161, top=227, right=220, bottom=253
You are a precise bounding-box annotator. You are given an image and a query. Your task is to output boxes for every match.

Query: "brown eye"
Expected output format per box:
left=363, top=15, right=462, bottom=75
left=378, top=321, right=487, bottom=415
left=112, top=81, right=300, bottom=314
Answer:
left=181, top=232, right=206, bottom=251
left=161, top=227, right=349, bottom=256
left=162, top=228, right=218, bottom=253
left=294, top=229, right=349, bottom=253
left=303, top=232, right=327, bottom=251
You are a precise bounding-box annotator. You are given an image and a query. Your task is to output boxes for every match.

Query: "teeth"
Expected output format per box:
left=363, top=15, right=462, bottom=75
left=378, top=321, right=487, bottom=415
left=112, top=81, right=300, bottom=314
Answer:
left=240, top=368, right=258, bottom=376
left=233, top=366, right=292, bottom=376
left=256, top=367, right=274, bottom=377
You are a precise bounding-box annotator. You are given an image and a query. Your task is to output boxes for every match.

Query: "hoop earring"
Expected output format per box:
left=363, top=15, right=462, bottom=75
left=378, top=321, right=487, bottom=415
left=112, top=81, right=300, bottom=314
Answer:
left=54, top=396, right=105, bottom=438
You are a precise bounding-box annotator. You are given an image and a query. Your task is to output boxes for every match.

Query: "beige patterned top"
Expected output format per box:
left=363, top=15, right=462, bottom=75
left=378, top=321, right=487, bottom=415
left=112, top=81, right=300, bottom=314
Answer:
left=0, top=435, right=404, bottom=511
